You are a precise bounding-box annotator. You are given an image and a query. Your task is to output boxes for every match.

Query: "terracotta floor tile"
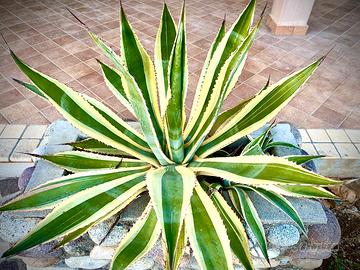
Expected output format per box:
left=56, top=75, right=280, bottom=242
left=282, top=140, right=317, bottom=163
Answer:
left=289, top=93, right=322, bottom=115
left=23, top=54, right=50, bottom=68
left=63, top=62, right=95, bottom=79
left=0, top=99, right=37, bottom=123
left=31, top=40, right=58, bottom=53
left=232, top=83, right=258, bottom=100
left=243, top=59, right=268, bottom=74
left=0, top=89, right=25, bottom=110
left=313, top=105, right=347, bottom=127
left=340, top=111, right=360, bottom=128
left=273, top=40, right=296, bottom=51
left=278, top=105, right=307, bottom=127
left=36, top=62, right=61, bottom=74
left=303, top=115, right=336, bottom=129
left=89, top=83, right=113, bottom=101
left=104, top=96, right=127, bottom=113
left=0, top=113, right=9, bottom=124
left=29, top=95, right=51, bottom=110
left=281, top=52, right=308, bottom=67
left=323, top=94, right=356, bottom=116
left=77, top=72, right=103, bottom=88
left=66, top=80, right=89, bottom=94
left=13, top=111, right=49, bottom=124
left=8, top=22, right=32, bottom=33
left=52, top=55, right=81, bottom=69
left=15, top=47, right=39, bottom=59
left=44, top=29, right=67, bottom=40
left=51, top=70, right=74, bottom=84
left=259, top=67, right=287, bottom=83
left=0, top=0, right=358, bottom=128
left=24, top=34, right=49, bottom=45
left=0, top=79, right=15, bottom=94
left=41, top=107, right=64, bottom=122
left=257, top=34, right=281, bottom=45
left=245, top=74, right=268, bottom=90
left=270, top=60, right=296, bottom=75
left=74, top=48, right=99, bottom=62
left=43, top=46, right=70, bottom=59
left=239, top=69, right=255, bottom=83
left=53, top=35, right=78, bottom=46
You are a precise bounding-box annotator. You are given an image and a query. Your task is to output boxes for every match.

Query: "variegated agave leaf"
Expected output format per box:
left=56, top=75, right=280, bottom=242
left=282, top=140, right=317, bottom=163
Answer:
left=2, top=1, right=341, bottom=270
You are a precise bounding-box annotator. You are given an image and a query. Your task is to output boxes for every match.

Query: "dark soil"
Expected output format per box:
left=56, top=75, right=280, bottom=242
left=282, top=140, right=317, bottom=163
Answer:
left=318, top=199, right=360, bottom=270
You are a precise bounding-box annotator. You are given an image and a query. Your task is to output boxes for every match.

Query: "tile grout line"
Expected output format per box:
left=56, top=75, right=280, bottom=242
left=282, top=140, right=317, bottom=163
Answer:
left=6, top=125, right=27, bottom=162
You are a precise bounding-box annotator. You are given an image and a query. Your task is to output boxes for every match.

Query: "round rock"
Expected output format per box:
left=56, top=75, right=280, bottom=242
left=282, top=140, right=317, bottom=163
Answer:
left=290, top=258, right=323, bottom=269
left=64, top=235, right=94, bottom=256
left=251, top=247, right=280, bottom=259
left=252, top=258, right=280, bottom=268
left=19, top=241, right=63, bottom=258
left=0, top=259, right=26, bottom=270
left=65, top=256, right=109, bottom=269
left=19, top=256, right=60, bottom=267
left=288, top=248, right=332, bottom=260
left=307, top=207, right=341, bottom=248
left=267, top=224, right=300, bottom=247
left=90, top=245, right=115, bottom=260
left=18, top=166, right=35, bottom=190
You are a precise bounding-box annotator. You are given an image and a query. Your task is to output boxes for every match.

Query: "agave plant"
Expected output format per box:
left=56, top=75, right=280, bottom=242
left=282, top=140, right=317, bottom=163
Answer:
left=1, top=1, right=341, bottom=269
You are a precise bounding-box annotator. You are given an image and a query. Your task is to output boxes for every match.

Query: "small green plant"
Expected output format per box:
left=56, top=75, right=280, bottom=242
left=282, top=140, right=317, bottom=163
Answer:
left=1, top=1, right=340, bottom=269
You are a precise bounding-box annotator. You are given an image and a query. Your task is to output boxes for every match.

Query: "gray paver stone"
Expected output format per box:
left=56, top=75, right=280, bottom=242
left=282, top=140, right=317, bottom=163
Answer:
left=0, top=212, right=41, bottom=243
left=26, top=120, right=81, bottom=190
left=248, top=191, right=327, bottom=225
left=88, top=215, right=128, bottom=247
left=64, top=235, right=94, bottom=256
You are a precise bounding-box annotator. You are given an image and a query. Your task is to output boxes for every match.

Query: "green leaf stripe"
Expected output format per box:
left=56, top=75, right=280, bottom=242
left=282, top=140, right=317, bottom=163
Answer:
left=197, top=57, right=325, bottom=158
left=146, top=166, right=195, bottom=269
left=286, top=155, right=324, bottom=165
left=183, top=20, right=261, bottom=163
left=83, top=95, right=150, bottom=150
left=68, top=138, right=131, bottom=156
left=2, top=173, right=147, bottom=257
left=229, top=187, right=269, bottom=262
left=10, top=51, right=158, bottom=166
left=164, top=2, right=187, bottom=163
left=90, top=32, right=172, bottom=165
left=111, top=204, right=161, bottom=270
left=155, top=3, right=177, bottom=114
left=186, top=185, right=234, bottom=270
left=186, top=17, right=226, bottom=130
left=242, top=186, right=305, bottom=233
left=189, top=156, right=342, bottom=186
left=185, top=0, right=256, bottom=143
left=120, top=5, right=163, bottom=145
left=97, top=60, right=133, bottom=114
left=269, top=185, right=338, bottom=199
left=0, top=167, right=149, bottom=211
left=35, top=151, right=149, bottom=172
left=207, top=185, right=253, bottom=270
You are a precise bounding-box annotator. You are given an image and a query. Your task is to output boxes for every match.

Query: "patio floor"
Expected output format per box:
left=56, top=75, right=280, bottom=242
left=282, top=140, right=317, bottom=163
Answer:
left=0, top=0, right=359, bottom=128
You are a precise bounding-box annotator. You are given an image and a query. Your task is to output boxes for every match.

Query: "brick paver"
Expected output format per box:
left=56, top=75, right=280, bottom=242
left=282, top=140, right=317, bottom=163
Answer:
left=0, top=0, right=359, bottom=128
